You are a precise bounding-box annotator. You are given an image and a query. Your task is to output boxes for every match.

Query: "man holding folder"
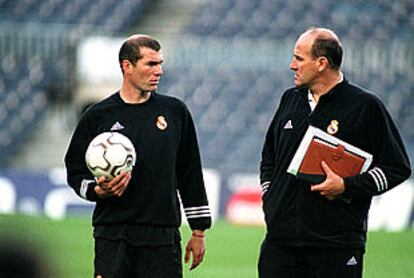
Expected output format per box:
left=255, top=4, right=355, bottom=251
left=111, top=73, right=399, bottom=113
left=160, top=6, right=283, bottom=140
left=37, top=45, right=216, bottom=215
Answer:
left=258, top=27, right=411, bottom=278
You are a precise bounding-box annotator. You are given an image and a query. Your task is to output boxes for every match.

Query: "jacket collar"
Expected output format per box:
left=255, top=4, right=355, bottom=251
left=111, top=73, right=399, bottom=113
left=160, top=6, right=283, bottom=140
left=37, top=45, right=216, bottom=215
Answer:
left=295, top=75, right=348, bottom=99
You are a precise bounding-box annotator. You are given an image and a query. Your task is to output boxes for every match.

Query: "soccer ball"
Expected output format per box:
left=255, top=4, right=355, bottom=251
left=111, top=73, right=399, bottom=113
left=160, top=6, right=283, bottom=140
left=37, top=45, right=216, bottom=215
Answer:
left=85, top=132, right=136, bottom=180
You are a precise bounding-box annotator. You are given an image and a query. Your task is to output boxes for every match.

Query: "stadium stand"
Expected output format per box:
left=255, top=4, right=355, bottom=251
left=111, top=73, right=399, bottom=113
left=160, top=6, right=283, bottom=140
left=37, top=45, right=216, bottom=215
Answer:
left=0, top=54, right=47, bottom=161
left=0, top=0, right=413, bottom=174
left=166, top=0, right=414, bottom=172
left=186, top=0, right=414, bottom=40
left=0, top=0, right=152, bottom=166
left=160, top=67, right=291, bottom=172
left=0, top=0, right=151, bottom=32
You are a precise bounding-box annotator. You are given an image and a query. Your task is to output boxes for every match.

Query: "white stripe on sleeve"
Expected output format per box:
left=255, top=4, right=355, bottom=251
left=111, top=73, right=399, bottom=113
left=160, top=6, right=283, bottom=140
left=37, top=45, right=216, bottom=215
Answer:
left=261, top=181, right=270, bottom=194
left=80, top=179, right=95, bottom=199
left=184, top=205, right=211, bottom=219
left=368, top=167, right=388, bottom=192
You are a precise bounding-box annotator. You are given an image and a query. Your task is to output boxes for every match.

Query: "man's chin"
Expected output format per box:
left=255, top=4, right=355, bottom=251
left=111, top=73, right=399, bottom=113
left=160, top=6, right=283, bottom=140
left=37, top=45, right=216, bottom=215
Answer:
left=147, top=85, right=158, bottom=91
left=294, top=80, right=309, bottom=89
left=293, top=82, right=310, bottom=91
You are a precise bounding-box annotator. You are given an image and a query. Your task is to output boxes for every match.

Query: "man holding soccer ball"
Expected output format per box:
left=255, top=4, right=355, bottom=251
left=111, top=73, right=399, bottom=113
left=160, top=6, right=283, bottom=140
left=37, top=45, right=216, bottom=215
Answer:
left=65, top=34, right=211, bottom=277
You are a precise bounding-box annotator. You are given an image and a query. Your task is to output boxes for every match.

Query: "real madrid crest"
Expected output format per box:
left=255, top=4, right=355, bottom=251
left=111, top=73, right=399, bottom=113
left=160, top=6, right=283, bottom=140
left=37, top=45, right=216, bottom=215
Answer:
left=327, top=120, right=339, bottom=135
left=156, top=115, right=168, bottom=130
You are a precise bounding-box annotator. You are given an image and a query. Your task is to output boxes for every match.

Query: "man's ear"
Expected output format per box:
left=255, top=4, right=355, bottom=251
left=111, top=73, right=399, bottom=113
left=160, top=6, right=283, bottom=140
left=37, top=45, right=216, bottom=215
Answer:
left=317, top=56, right=328, bottom=72
left=121, top=60, right=132, bottom=74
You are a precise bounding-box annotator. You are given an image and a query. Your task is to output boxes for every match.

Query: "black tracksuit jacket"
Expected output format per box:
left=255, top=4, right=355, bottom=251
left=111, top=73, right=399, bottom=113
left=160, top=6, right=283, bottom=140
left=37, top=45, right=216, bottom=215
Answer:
left=65, top=92, right=211, bottom=244
left=260, top=78, right=411, bottom=248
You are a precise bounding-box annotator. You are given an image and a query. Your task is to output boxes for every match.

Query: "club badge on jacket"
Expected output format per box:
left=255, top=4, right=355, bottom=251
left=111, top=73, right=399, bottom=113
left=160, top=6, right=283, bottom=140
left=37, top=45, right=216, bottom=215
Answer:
left=156, top=116, right=168, bottom=130
left=327, top=120, right=339, bottom=135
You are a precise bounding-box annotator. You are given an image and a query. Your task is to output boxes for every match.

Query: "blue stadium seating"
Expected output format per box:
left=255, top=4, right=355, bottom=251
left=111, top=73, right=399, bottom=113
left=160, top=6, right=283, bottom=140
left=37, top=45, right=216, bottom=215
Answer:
left=0, top=0, right=413, bottom=172
left=167, top=0, right=414, bottom=172
left=160, top=67, right=291, bottom=171
left=161, top=62, right=413, bottom=172
left=0, top=54, right=48, bottom=164
left=186, top=0, right=413, bottom=40
left=0, top=0, right=152, bottom=165
left=0, top=0, right=151, bottom=33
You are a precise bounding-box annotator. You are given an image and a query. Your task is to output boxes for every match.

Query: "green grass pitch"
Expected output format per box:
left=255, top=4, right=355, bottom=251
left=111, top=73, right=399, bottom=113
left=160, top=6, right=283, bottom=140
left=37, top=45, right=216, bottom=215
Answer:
left=1, top=214, right=413, bottom=277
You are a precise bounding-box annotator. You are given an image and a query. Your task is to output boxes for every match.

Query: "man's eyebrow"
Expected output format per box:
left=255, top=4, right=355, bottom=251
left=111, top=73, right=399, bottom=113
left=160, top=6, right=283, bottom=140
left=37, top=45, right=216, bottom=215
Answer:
left=147, top=59, right=163, bottom=65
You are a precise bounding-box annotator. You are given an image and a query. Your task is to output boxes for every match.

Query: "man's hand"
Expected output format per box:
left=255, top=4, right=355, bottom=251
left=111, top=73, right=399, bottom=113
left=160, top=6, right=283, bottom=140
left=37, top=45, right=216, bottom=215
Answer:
left=311, top=161, right=345, bottom=200
left=94, top=172, right=131, bottom=198
left=185, top=230, right=206, bottom=270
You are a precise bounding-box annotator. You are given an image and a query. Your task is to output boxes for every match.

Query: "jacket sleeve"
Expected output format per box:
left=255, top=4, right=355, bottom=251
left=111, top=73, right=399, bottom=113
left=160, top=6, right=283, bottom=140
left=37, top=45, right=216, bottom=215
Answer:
left=260, top=92, right=287, bottom=195
left=64, top=113, right=99, bottom=201
left=343, top=98, right=412, bottom=198
left=260, top=116, right=277, bottom=195
left=176, top=106, right=211, bottom=231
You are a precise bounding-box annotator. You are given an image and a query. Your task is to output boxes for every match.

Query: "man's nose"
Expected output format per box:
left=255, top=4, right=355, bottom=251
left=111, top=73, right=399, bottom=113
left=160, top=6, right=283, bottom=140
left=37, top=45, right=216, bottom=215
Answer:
left=155, top=65, right=163, bottom=75
left=290, top=61, right=297, bottom=70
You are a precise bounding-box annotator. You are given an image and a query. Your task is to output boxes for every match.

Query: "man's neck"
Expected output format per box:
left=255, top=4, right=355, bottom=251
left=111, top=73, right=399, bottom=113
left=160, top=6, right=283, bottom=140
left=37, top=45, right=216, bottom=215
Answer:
left=309, top=71, right=343, bottom=103
left=120, top=87, right=151, bottom=104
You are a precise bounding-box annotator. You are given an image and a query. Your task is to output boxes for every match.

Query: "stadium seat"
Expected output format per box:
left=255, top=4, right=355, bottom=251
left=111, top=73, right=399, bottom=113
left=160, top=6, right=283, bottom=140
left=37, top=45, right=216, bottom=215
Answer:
left=0, top=0, right=412, bottom=173
left=165, top=0, right=414, bottom=173
left=0, top=0, right=153, bottom=164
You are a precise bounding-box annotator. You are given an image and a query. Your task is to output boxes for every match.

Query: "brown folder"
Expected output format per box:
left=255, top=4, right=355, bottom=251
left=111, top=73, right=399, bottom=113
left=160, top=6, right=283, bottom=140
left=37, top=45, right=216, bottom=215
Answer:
left=297, top=138, right=366, bottom=183
left=288, top=126, right=373, bottom=184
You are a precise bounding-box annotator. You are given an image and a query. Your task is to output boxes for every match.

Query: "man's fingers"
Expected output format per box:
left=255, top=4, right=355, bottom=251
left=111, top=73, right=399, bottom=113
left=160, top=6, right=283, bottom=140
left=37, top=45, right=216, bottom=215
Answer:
left=113, top=186, right=125, bottom=197
left=310, top=184, right=324, bottom=192
left=190, top=245, right=206, bottom=270
left=321, top=161, right=332, bottom=175
left=96, top=176, right=107, bottom=184
left=190, top=261, right=199, bottom=270
left=111, top=173, right=131, bottom=196
left=95, top=185, right=111, bottom=198
left=184, top=248, right=191, bottom=263
left=190, top=254, right=203, bottom=270
left=97, top=172, right=132, bottom=196
left=96, top=176, right=109, bottom=190
left=185, top=238, right=206, bottom=271
left=95, top=185, right=104, bottom=194
left=311, top=184, right=341, bottom=199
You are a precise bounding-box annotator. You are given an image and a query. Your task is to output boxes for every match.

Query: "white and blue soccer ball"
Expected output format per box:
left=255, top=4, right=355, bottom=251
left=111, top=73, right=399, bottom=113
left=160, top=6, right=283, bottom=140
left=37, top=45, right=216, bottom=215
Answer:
left=85, top=132, right=136, bottom=180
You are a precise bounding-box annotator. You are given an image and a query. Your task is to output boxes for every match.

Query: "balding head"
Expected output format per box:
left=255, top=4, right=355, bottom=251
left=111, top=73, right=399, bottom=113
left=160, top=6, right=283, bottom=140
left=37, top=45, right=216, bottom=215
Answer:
left=303, top=27, right=340, bottom=41
left=118, top=34, right=161, bottom=74
left=299, top=27, right=343, bottom=70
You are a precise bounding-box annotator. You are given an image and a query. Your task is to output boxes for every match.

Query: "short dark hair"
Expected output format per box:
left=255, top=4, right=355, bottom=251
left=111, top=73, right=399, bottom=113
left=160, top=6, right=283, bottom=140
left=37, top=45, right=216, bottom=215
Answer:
left=311, top=37, right=343, bottom=70
left=118, top=34, right=161, bottom=73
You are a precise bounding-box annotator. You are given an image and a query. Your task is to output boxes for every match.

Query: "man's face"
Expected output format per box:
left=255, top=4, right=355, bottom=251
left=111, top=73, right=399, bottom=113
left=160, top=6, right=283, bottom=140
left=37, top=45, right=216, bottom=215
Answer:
left=289, top=33, right=319, bottom=88
left=126, top=47, right=164, bottom=93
